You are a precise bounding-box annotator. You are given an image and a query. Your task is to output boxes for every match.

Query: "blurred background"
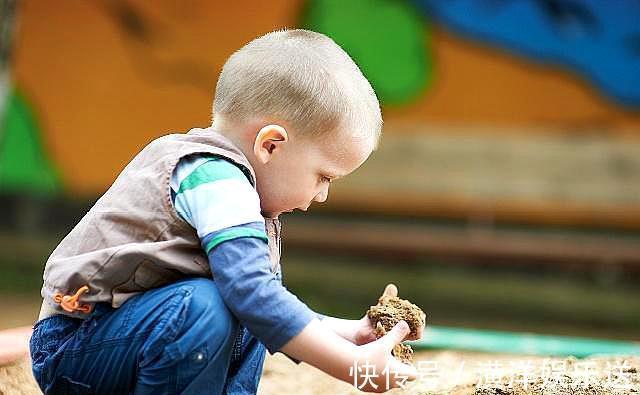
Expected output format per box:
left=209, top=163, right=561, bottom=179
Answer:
left=0, top=0, right=638, bottom=342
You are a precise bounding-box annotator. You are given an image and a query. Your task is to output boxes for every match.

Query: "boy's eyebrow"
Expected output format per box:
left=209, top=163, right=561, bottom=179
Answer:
left=323, top=170, right=345, bottom=180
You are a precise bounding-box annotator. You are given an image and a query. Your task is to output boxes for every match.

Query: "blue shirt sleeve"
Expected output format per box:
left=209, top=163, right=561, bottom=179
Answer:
left=207, top=227, right=318, bottom=353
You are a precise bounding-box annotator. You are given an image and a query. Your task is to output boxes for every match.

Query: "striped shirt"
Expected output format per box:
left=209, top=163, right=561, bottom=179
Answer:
left=170, top=154, right=317, bottom=353
left=170, top=154, right=267, bottom=252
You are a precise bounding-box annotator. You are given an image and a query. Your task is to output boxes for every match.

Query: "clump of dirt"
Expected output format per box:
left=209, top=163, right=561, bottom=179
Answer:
left=373, top=320, right=415, bottom=364
left=367, top=294, right=427, bottom=364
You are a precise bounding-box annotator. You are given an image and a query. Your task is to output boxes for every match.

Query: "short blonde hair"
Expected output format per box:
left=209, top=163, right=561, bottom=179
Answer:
left=212, top=29, right=382, bottom=146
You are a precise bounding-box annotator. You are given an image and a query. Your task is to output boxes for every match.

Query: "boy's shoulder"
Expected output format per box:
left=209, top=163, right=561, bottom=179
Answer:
left=135, top=128, right=256, bottom=184
left=171, top=154, right=253, bottom=194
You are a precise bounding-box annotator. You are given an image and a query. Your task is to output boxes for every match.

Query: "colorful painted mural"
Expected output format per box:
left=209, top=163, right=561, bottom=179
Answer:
left=2, top=0, right=639, bottom=227
left=0, top=0, right=60, bottom=195
left=415, top=0, right=640, bottom=107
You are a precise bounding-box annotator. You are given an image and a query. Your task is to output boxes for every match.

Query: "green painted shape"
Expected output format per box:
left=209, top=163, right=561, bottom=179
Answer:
left=411, top=326, right=640, bottom=357
left=0, top=87, right=61, bottom=195
left=303, top=0, right=432, bottom=105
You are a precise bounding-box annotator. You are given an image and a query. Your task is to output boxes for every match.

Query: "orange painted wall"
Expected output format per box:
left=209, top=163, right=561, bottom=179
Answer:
left=11, top=1, right=640, bottom=194
left=12, top=0, right=303, bottom=194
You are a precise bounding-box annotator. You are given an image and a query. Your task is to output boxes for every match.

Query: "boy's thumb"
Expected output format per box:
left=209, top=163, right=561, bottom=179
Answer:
left=382, top=283, right=398, bottom=297
left=383, top=320, right=410, bottom=350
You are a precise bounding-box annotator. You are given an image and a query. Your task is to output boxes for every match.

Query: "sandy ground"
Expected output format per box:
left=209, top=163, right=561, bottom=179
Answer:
left=0, top=358, right=40, bottom=395
left=2, top=346, right=637, bottom=394
left=258, top=351, right=639, bottom=395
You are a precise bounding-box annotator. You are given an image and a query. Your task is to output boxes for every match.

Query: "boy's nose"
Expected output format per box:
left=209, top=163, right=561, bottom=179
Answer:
left=314, top=186, right=329, bottom=203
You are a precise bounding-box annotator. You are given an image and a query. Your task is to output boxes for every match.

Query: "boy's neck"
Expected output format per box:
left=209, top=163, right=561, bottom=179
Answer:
left=210, top=120, right=260, bottom=173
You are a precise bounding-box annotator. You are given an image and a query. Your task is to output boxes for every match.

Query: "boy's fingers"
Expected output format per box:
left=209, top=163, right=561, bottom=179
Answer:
left=382, top=283, right=398, bottom=298
left=382, top=320, right=410, bottom=350
left=392, top=360, right=418, bottom=381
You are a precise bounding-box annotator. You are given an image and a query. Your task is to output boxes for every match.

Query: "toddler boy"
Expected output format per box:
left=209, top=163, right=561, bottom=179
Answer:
left=29, top=29, right=422, bottom=394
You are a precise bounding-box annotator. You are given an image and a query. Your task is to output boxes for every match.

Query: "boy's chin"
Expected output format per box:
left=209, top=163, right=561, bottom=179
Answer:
left=262, top=206, right=298, bottom=218
left=261, top=210, right=282, bottom=219
left=262, top=209, right=296, bottom=219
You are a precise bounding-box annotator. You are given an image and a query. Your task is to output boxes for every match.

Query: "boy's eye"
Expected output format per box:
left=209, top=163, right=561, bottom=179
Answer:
left=320, top=176, right=332, bottom=184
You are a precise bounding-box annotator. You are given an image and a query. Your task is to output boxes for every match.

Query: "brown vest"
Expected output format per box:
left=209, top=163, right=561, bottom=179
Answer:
left=38, top=127, right=281, bottom=320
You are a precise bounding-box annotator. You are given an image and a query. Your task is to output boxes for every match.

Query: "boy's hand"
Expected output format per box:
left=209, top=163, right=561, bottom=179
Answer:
left=281, top=318, right=417, bottom=393
left=352, top=320, right=418, bottom=392
left=354, top=283, right=424, bottom=345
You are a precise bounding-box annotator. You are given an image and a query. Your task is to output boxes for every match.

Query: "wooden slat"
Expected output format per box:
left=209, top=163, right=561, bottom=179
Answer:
left=283, top=217, right=640, bottom=268
left=325, top=129, right=640, bottom=230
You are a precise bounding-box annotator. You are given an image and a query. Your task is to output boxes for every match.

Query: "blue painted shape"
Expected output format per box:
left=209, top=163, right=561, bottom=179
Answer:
left=413, top=0, right=640, bottom=108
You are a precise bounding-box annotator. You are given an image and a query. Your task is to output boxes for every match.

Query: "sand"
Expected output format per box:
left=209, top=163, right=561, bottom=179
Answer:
left=0, top=358, right=40, bottom=395
left=367, top=294, right=427, bottom=364
left=2, top=351, right=637, bottom=394
left=258, top=351, right=639, bottom=394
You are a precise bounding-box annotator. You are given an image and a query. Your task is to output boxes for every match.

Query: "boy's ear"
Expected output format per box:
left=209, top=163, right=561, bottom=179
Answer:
left=253, top=124, right=288, bottom=164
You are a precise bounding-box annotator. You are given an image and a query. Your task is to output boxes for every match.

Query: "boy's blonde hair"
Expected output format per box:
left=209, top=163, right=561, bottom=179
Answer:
left=212, top=29, right=382, bottom=146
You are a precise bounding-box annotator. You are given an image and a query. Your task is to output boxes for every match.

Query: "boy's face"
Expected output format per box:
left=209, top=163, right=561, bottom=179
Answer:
left=252, top=126, right=374, bottom=219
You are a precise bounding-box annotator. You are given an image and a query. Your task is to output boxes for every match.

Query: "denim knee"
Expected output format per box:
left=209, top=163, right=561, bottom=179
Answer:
left=149, top=278, right=242, bottom=392
left=164, top=278, right=239, bottom=360
left=29, top=315, right=82, bottom=391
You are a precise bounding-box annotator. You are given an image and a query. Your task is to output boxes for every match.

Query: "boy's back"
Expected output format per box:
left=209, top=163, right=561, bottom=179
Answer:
left=38, top=128, right=281, bottom=320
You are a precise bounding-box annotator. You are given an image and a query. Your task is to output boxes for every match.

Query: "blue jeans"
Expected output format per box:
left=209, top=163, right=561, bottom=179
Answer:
left=29, top=278, right=267, bottom=394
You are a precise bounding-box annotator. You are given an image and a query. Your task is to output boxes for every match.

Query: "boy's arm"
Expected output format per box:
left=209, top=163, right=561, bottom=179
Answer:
left=281, top=318, right=417, bottom=391
left=172, top=156, right=318, bottom=351
left=319, top=316, right=368, bottom=344
left=208, top=234, right=318, bottom=352
left=209, top=227, right=417, bottom=390
left=171, top=156, right=416, bottom=390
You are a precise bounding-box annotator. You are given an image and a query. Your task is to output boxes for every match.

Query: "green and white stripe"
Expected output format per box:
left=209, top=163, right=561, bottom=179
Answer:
left=171, top=155, right=266, bottom=239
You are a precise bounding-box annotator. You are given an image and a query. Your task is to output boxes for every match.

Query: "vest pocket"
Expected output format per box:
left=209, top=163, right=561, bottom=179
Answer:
left=133, top=259, right=182, bottom=289
left=112, top=260, right=184, bottom=302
